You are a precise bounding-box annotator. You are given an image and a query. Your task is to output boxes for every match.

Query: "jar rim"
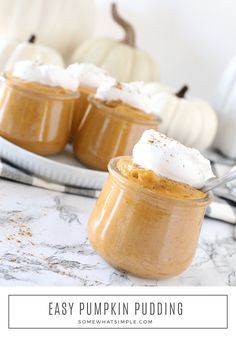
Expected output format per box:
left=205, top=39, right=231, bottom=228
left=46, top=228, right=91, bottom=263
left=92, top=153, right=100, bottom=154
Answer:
left=108, top=156, right=211, bottom=206
left=88, top=95, right=162, bottom=125
left=0, top=74, right=79, bottom=100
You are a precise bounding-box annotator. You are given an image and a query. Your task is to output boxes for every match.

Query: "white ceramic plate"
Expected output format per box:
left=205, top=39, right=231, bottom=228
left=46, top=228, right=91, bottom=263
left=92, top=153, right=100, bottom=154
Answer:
left=0, top=137, right=108, bottom=189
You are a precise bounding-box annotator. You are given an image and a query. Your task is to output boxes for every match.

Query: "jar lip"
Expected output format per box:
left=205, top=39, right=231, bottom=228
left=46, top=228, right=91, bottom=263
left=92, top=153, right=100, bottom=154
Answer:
left=108, top=156, right=211, bottom=205
left=0, top=74, right=79, bottom=100
left=88, top=95, right=162, bottom=125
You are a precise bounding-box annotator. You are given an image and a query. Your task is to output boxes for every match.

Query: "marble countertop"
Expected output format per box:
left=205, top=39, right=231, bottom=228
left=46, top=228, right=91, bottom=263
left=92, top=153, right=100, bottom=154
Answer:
left=0, top=179, right=235, bottom=287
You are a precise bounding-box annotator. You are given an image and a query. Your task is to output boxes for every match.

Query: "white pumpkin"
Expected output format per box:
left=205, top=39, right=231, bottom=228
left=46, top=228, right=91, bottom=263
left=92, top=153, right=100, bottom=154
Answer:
left=0, top=35, right=64, bottom=72
left=152, top=86, right=218, bottom=150
left=0, top=0, right=95, bottom=59
left=213, top=56, right=236, bottom=158
left=69, top=3, right=158, bottom=82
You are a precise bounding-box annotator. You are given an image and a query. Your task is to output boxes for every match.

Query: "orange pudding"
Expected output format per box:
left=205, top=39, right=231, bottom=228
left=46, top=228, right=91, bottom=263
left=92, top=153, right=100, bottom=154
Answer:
left=70, top=86, right=95, bottom=140
left=73, top=97, right=160, bottom=171
left=87, top=157, right=210, bottom=279
left=0, top=74, right=77, bottom=155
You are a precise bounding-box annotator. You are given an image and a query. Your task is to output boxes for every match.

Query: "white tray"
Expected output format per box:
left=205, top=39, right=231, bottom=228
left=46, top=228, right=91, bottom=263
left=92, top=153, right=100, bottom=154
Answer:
left=0, top=137, right=108, bottom=190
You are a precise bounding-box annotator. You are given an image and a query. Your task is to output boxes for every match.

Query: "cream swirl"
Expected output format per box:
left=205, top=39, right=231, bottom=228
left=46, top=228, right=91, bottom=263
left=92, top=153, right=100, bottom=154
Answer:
left=132, top=129, right=215, bottom=189
left=66, top=63, right=115, bottom=89
left=95, top=81, right=158, bottom=114
left=12, top=60, right=78, bottom=91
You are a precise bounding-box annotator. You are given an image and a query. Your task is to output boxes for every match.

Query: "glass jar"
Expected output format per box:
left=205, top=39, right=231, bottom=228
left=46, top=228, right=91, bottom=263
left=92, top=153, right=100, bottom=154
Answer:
left=70, top=86, right=95, bottom=140
left=87, top=157, right=211, bottom=279
left=73, top=96, right=160, bottom=171
left=0, top=75, right=78, bottom=155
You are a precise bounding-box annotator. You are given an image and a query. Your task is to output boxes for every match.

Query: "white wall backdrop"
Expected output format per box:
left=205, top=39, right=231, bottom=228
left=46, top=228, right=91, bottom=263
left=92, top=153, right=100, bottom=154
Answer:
left=94, top=0, right=236, bottom=102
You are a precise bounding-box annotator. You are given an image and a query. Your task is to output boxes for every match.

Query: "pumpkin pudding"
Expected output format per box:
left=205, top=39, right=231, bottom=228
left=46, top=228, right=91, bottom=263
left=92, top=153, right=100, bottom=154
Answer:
left=87, top=130, right=214, bottom=279
left=71, top=86, right=95, bottom=137
left=116, top=159, right=206, bottom=200
left=0, top=60, right=78, bottom=155
left=73, top=81, right=160, bottom=171
left=66, top=63, right=114, bottom=139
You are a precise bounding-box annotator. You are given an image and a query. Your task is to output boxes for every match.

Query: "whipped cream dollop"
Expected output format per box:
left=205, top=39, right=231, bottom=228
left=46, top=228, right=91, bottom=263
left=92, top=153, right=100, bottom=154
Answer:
left=66, top=63, right=115, bottom=89
left=139, top=82, right=173, bottom=96
left=12, top=60, right=79, bottom=91
left=132, top=129, right=215, bottom=189
left=95, top=81, right=159, bottom=114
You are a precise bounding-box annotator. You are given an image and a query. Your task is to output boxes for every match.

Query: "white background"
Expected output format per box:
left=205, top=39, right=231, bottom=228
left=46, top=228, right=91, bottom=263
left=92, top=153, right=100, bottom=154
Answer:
left=94, top=0, right=236, bottom=102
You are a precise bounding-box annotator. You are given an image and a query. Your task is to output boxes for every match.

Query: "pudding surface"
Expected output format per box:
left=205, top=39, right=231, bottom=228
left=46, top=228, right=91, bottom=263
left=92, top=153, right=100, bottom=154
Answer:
left=116, top=158, right=206, bottom=200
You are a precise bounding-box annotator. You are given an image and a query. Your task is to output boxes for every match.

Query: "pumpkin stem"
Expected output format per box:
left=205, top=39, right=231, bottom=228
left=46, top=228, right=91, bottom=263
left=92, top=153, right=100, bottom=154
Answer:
left=111, top=3, right=135, bottom=47
left=176, top=85, right=189, bottom=98
left=28, top=34, right=36, bottom=43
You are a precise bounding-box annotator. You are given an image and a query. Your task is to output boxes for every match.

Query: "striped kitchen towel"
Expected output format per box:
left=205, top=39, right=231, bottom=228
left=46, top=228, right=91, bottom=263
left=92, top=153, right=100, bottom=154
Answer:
left=0, top=150, right=236, bottom=228
left=205, top=150, right=236, bottom=226
left=0, top=158, right=100, bottom=198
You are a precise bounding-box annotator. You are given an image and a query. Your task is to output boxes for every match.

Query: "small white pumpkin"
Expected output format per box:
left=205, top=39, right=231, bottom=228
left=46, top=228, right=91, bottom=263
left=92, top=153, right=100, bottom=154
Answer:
left=0, top=35, right=64, bottom=72
left=213, top=57, right=236, bottom=158
left=0, top=0, right=95, bottom=59
left=152, top=86, right=218, bottom=150
left=69, top=4, right=158, bottom=82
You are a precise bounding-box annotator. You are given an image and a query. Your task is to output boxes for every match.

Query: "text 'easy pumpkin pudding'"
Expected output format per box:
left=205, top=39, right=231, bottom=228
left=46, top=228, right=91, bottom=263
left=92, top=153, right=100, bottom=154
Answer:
left=0, top=60, right=78, bottom=155
left=87, top=130, right=214, bottom=279
left=73, top=81, right=160, bottom=171
left=66, top=63, right=114, bottom=139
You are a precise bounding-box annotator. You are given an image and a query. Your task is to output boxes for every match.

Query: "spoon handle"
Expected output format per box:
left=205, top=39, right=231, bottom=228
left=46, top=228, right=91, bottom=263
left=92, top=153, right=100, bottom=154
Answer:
left=202, top=170, right=236, bottom=192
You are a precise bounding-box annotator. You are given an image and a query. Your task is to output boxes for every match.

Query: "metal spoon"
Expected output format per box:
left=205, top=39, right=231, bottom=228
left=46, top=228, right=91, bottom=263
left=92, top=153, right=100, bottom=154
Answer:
left=201, top=169, right=236, bottom=192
